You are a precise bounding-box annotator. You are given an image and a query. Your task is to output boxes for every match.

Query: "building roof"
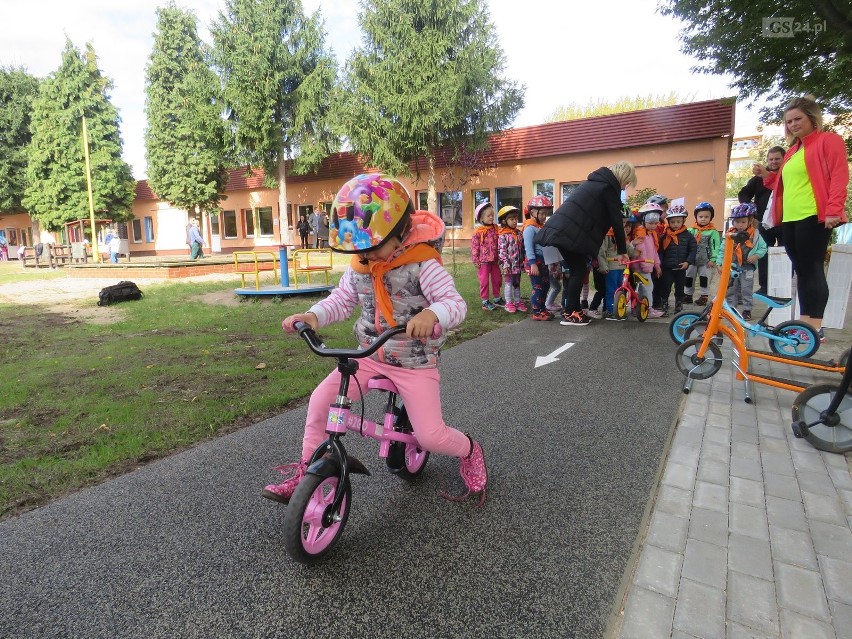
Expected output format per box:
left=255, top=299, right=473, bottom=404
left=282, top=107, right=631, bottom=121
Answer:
left=135, top=97, right=735, bottom=199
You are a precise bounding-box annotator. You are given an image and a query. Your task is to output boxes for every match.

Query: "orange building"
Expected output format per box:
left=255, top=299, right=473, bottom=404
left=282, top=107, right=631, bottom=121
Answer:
left=3, top=98, right=735, bottom=257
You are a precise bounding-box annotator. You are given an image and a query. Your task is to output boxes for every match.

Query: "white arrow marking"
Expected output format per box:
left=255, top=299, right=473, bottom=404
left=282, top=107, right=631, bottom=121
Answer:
left=534, top=342, right=575, bottom=368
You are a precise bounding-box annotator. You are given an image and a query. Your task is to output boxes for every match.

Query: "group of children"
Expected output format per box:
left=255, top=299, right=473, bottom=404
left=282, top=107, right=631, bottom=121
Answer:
left=471, top=195, right=769, bottom=323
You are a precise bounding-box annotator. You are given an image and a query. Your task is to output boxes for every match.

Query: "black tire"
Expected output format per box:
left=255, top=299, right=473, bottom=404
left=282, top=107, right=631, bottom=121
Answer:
left=386, top=406, right=429, bottom=479
left=669, top=311, right=702, bottom=345
left=768, top=321, right=820, bottom=359
left=614, top=291, right=629, bottom=320
left=791, top=384, right=852, bottom=453
left=838, top=349, right=850, bottom=369
left=636, top=296, right=650, bottom=322
left=675, top=338, right=723, bottom=380
left=282, top=473, right=351, bottom=564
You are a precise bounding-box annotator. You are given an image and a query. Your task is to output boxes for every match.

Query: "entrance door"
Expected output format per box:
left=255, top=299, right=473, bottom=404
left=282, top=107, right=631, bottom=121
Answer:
left=210, top=215, right=221, bottom=253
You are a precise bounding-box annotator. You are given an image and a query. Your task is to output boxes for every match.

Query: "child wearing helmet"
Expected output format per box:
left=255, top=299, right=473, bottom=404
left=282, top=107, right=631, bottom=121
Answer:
left=471, top=201, right=502, bottom=311
left=684, top=202, right=721, bottom=306
left=497, top=205, right=527, bottom=313
left=522, top=196, right=553, bottom=320
left=593, top=214, right=636, bottom=320
left=630, top=205, right=665, bottom=318
left=712, top=203, right=767, bottom=321
left=645, top=194, right=669, bottom=309
left=268, top=173, right=487, bottom=506
left=657, top=204, right=697, bottom=314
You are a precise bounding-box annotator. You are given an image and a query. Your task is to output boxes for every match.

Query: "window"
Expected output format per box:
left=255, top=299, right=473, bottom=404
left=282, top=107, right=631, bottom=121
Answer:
left=210, top=214, right=220, bottom=236
left=5, top=228, right=17, bottom=245
left=560, top=182, right=581, bottom=203
left=243, top=208, right=255, bottom=237
left=144, top=217, right=154, bottom=242
left=416, top=191, right=428, bottom=210
left=439, top=191, right=462, bottom=227
left=533, top=180, right=554, bottom=202
left=495, top=186, right=522, bottom=212
left=257, top=206, right=274, bottom=236
left=223, top=210, right=238, bottom=239
left=473, top=189, right=490, bottom=207
left=132, top=219, right=142, bottom=242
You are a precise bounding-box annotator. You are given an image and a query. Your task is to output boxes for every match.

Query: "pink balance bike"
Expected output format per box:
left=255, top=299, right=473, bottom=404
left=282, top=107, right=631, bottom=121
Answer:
left=283, top=321, right=430, bottom=564
left=613, top=259, right=652, bottom=321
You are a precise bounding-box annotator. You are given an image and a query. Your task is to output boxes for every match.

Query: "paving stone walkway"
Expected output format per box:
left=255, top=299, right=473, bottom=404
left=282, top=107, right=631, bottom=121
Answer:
left=614, top=299, right=852, bottom=639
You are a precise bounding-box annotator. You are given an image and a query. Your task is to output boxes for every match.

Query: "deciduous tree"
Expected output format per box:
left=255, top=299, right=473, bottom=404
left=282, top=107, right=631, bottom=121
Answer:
left=547, top=93, right=695, bottom=122
left=24, top=39, right=134, bottom=230
left=341, top=0, right=524, bottom=212
left=145, top=3, right=227, bottom=217
left=0, top=67, right=39, bottom=213
left=211, top=0, right=337, bottom=241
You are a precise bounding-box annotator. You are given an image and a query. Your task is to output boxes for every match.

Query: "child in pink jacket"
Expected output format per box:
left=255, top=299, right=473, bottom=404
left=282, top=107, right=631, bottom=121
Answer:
left=631, top=208, right=664, bottom=318
left=470, top=201, right=502, bottom=310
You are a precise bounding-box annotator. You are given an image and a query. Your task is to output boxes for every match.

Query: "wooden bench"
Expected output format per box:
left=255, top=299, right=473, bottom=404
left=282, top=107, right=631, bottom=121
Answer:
left=19, top=246, right=56, bottom=268
left=52, top=245, right=73, bottom=266
left=233, top=251, right=279, bottom=290
left=291, top=248, right=333, bottom=288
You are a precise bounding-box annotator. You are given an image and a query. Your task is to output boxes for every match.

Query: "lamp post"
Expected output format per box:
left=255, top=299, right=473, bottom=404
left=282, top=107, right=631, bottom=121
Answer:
left=81, top=115, right=101, bottom=263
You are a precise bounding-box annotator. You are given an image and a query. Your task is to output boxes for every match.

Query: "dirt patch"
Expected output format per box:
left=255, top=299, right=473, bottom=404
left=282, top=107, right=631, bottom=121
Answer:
left=193, top=289, right=242, bottom=307
left=52, top=303, right=125, bottom=325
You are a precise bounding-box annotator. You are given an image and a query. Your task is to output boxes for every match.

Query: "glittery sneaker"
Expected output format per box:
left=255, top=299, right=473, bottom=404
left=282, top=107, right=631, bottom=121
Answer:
left=261, top=460, right=307, bottom=504
left=441, top=439, right=487, bottom=507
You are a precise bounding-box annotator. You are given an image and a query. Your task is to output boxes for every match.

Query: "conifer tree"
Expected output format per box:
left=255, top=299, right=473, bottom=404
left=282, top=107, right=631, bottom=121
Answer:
left=145, top=3, right=227, bottom=217
left=0, top=67, right=40, bottom=213
left=24, top=39, right=134, bottom=230
left=211, top=0, right=337, bottom=240
left=341, top=0, right=524, bottom=212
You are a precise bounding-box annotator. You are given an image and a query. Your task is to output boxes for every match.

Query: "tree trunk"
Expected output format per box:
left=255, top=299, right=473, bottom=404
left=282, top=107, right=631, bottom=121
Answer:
left=277, top=152, right=290, bottom=245
left=427, top=154, right=437, bottom=214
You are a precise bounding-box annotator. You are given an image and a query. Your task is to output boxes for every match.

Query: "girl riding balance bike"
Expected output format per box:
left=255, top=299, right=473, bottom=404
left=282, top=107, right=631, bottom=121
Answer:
left=263, top=174, right=488, bottom=549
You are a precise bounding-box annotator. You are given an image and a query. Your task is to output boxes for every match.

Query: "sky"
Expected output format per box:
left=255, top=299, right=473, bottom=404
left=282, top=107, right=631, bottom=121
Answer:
left=0, top=0, right=766, bottom=180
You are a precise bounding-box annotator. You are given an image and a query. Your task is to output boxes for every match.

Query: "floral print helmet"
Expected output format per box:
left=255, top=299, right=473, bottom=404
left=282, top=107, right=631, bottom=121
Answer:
left=730, top=203, right=757, bottom=219
left=329, top=173, right=414, bottom=254
left=666, top=205, right=688, bottom=219
left=524, top=195, right=553, bottom=217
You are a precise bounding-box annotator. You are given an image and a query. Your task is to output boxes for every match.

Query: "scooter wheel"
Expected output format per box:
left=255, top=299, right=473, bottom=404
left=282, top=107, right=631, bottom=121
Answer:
left=283, top=474, right=351, bottom=564
left=791, top=384, right=852, bottom=454
left=675, top=338, right=723, bottom=380
left=669, top=311, right=702, bottom=345
left=769, top=321, right=820, bottom=358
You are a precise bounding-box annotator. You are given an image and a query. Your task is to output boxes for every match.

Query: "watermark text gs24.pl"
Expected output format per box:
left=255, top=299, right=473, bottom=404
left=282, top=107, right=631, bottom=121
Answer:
left=762, top=17, right=827, bottom=38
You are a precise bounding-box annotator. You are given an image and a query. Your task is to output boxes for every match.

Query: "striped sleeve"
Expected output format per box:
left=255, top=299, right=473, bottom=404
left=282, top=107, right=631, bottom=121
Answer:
left=308, top=267, right=358, bottom=327
left=420, top=259, right=467, bottom=329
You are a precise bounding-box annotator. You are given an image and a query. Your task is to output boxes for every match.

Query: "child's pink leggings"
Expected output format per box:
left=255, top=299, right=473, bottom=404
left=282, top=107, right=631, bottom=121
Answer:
left=301, top=357, right=471, bottom=461
left=477, top=262, right=502, bottom=301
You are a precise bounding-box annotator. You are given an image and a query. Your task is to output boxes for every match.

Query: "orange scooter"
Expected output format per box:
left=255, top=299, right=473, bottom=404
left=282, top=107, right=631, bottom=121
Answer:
left=675, top=231, right=849, bottom=402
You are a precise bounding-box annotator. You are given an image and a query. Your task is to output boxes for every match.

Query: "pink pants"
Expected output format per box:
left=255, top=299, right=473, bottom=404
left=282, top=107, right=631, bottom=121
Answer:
left=301, top=357, right=471, bottom=461
left=477, top=262, right=502, bottom=300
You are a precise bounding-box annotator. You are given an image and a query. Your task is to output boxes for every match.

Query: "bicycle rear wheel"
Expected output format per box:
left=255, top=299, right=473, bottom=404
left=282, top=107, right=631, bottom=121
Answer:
left=768, top=321, right=820, bottom=358
left=386, top=406, right=429, bottom=479
left=791, top=384, right=852, bottom=453
left=636, top=296, right=650, bottom=322
left=669, top=311, right=702, bottom=345
left=675, top=338, right=723, bottom=380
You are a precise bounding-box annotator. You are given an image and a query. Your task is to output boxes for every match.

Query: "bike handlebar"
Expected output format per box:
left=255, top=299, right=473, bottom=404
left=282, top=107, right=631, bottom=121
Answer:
left=293, top=321, right=409, bottom=359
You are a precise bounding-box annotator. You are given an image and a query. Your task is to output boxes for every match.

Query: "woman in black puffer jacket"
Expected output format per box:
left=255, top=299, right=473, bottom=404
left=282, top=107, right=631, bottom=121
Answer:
left=535, top=161, right=636, bottom=325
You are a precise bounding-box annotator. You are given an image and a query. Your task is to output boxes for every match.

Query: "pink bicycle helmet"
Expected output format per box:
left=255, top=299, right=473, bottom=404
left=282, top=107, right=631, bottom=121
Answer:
left=474, top=201, right=494, bottom=224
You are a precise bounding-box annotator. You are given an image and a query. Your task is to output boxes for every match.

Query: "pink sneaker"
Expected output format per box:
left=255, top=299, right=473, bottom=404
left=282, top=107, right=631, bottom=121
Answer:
left=516, top=301, right=529, bottom=312
left=441, top=439, right=487, bottom=507
left=505, top=302, right=517, bottom=313
left=648, top=308, right=665, bottom=319
left=262, top=460, right=307, bottom=504
left=546, top=303, right=562, bottom=313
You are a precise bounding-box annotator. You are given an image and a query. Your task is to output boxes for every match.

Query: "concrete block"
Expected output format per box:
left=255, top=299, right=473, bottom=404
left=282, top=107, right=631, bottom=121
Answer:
left=767, top=247, right=794, bottom=324
left=824, top=243, right=852, bottom=329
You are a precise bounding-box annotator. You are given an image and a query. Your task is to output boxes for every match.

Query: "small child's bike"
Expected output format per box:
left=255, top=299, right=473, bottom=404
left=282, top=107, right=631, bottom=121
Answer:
left=613, top=259, right=652, bottom=321
left=282, top=321, right=429, bottom=564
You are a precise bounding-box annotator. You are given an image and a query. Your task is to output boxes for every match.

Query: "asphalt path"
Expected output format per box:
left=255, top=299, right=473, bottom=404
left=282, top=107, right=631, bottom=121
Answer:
left=1, top=317, right=685, bottom=639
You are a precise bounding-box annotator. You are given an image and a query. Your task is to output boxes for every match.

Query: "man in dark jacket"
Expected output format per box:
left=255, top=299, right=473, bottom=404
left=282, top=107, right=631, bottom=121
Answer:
left=535, top=162, right=634, bottom=325
left=738, top=146, right=785, bottom=293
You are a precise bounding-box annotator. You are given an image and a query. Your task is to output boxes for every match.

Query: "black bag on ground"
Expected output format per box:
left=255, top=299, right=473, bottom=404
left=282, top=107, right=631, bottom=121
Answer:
left=97, top=281, right=143, bottom=306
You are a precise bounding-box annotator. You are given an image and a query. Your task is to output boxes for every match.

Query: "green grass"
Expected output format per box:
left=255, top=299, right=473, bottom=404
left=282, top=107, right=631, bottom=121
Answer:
left=0, top=255, right=530, bottom=518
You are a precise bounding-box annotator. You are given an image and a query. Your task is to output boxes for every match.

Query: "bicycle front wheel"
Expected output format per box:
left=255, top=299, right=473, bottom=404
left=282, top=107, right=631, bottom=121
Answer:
left=791, top=384, right=852, bottom=453
left=768, top=321, right=820, bottom=358
left=669, top=311, right=702, bottom=345
left=283, top=474, right=351, bottom=564
left=614, top=291, right=629, bottom=320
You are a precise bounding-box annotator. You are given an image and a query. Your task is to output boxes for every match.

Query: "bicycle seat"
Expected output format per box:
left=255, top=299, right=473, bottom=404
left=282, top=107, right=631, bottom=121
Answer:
left=753, top=292, right=792, bottom=308
left=367, top=375, right=399, bottom=393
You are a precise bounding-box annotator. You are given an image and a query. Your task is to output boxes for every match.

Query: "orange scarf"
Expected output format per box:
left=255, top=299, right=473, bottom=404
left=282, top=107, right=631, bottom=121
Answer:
left=634, top=226, right=659, bottom=251
left=472, top=223, right=494, bottom=238
left=692, top=223, right=715, bottom=243
left=350, top=243, right=442, bottom=327
left=498, top=226, right=521, bottom=239
left=522, top=218, right=542, bottom=231
left=662, top=226, right=687, bottom=250
left=732, top=227, right=755, bottom=265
